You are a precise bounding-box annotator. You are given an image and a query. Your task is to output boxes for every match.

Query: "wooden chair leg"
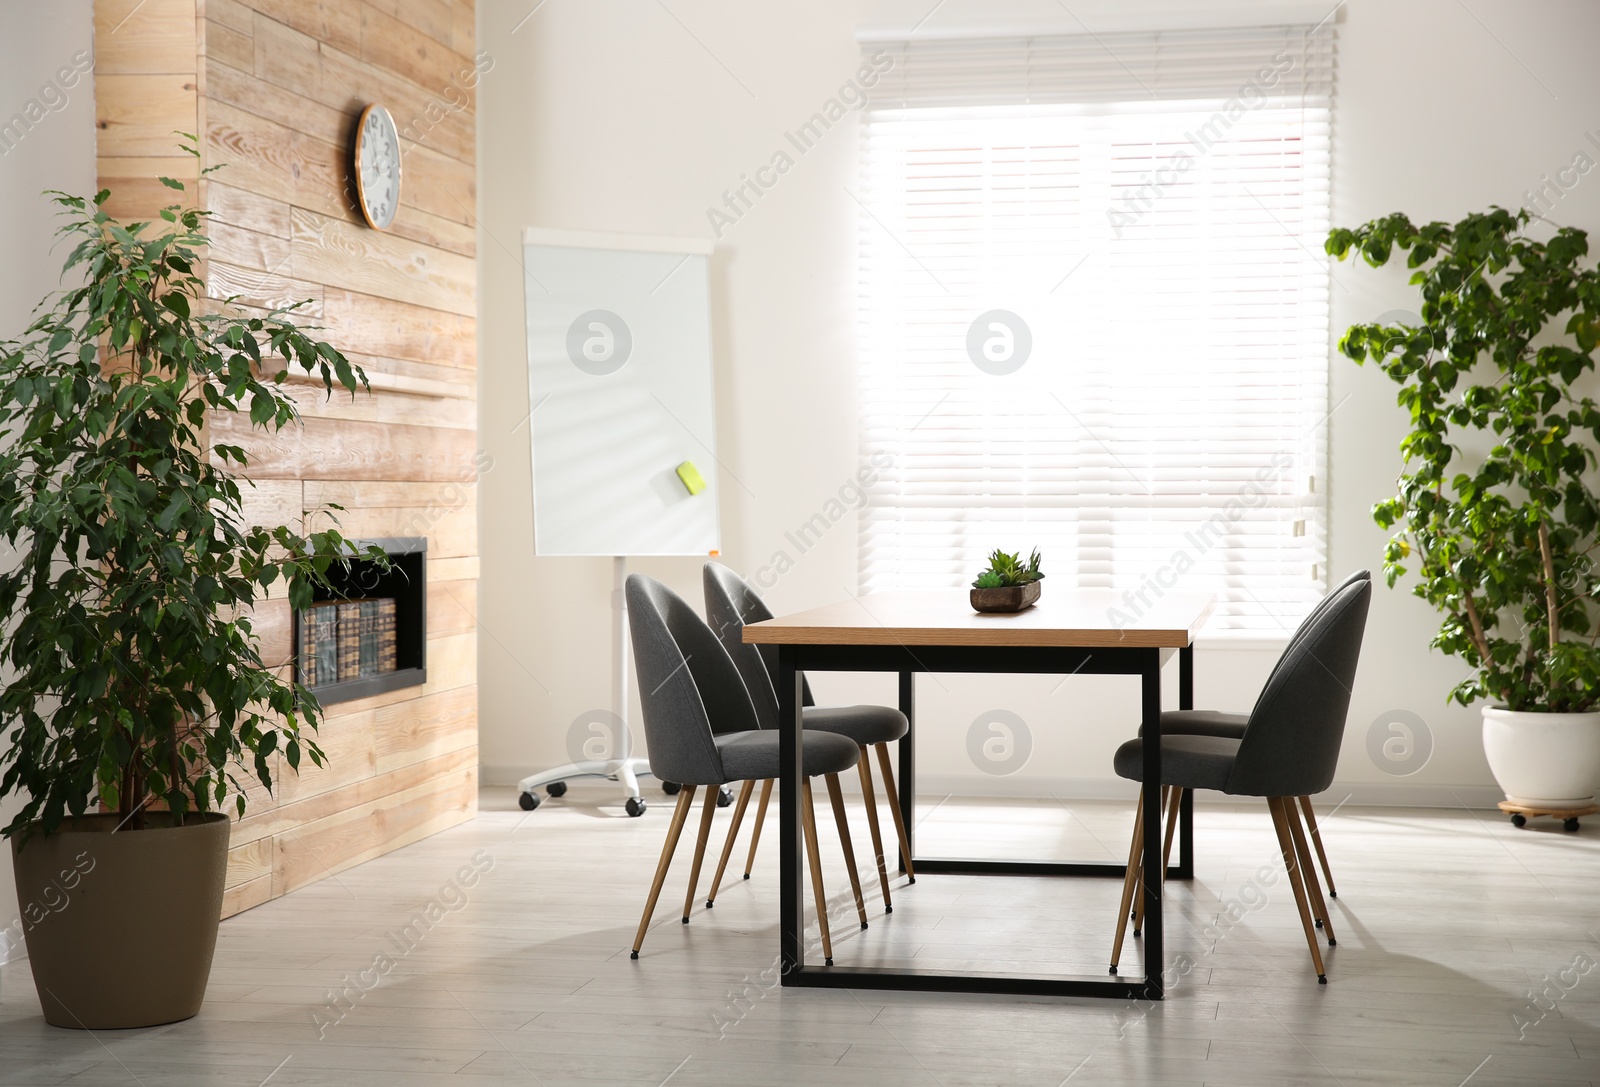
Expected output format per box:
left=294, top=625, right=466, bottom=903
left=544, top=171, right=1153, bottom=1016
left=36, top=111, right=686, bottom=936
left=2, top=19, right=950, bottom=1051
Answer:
left=679, top=785, right=721, bottom=924
left=632, top=786, right=697, bottom=958
left=1162, top=786, right=1184, bottom=871
left=1134, top=786, right=1176, bottom=933
left=1268, top=796, right=1326, bottom=983
left=874, top=742, right=915, bottom=882
left=706, top=780, right=755, bottom=907
left=744, top=779, right=773, bottom=878
left=855, top=745, right=893, bottom=912
left=1133, top=785, right=1168, bottom=936
left=825, top=772, right=870, bottom=930
left=1285, top=797, right=1336, bottom=946
left=1109, top=790, right=1145, bottom=974
left=801, top=778, right=835, bottom=965
left=1299, top=796, right=1337, bottom=898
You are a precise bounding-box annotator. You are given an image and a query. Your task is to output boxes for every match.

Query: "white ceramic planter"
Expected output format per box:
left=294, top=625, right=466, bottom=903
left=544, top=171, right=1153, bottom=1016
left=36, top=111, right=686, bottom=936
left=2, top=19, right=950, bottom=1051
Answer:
left=1481, top=706, right=1600, bottom=809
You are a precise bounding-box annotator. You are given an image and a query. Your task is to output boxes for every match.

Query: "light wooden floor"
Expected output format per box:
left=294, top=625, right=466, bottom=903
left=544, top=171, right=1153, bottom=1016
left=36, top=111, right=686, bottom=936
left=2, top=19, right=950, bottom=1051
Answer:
left=4, top=785, right=1600, bottom=1086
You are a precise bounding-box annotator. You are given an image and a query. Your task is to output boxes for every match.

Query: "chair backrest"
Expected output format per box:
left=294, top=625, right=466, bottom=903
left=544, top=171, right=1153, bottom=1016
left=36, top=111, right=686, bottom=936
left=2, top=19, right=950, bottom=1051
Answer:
left=626, top=573, right=759, bottom=785
left=1282, top=569, right=1370, bottom=660
left=702, top=562, right=813, bottom=728
left=1225, top=578, right=1371, bottom=798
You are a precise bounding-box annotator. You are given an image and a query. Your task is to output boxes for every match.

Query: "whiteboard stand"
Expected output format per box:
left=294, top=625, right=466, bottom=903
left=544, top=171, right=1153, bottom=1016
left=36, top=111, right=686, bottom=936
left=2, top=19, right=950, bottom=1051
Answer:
left=515, top=558, right=654, bottom=816
left=516, top=229, right=724, bottom=817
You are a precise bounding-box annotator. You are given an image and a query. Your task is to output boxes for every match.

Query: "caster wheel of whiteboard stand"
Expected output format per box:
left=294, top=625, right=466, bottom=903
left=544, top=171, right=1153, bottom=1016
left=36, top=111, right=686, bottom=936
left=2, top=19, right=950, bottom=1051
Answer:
left=661, top=781, right=682, bottom=795
left=518, top=791, right=539, bottom=812
left=546, top=781, right=567, bottom=798
left=716, top=786, right=734, bottom=808
left=625, top=796, right=648, bottom=818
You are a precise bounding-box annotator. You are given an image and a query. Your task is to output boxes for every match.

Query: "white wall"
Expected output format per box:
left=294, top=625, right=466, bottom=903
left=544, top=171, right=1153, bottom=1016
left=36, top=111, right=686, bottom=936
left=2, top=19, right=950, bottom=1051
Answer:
left=0, top=0, right=97, bottom=957
left=477, top=0, right=1600, bottom=806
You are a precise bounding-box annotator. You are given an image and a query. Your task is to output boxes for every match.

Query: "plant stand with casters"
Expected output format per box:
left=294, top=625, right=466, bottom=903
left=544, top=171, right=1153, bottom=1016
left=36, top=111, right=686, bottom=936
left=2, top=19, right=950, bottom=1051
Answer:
left=1498, top=800, right=1598, bottom=832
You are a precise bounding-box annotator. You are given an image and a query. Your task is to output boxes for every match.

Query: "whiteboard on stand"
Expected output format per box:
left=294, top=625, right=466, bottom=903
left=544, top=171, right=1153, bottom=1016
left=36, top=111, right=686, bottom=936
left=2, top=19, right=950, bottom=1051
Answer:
left=522, top=228, right=720, bottom=557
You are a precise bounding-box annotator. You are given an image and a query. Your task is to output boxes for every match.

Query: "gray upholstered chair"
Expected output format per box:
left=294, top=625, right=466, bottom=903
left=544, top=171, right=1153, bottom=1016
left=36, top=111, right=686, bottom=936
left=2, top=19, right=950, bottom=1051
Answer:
left=1145, top=570, right=1371, bottom=901
left=1109, top=578, right=1371, bottom=983
left=625, top=574, right=865, bottom=964
left=702, top=563, right=914, bottom=916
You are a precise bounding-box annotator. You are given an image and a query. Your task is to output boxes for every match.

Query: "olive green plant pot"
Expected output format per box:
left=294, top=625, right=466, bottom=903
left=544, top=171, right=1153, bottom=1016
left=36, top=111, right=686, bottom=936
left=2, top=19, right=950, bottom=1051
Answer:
left=970, top=581, right=1041, bottom=613
left=11, top=811, right=230, bottom=1029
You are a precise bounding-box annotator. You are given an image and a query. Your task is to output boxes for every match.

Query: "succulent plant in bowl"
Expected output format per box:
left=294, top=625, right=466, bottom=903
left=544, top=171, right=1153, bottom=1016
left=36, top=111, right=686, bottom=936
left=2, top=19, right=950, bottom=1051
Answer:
left=971, top=549, right=1044, bottom=612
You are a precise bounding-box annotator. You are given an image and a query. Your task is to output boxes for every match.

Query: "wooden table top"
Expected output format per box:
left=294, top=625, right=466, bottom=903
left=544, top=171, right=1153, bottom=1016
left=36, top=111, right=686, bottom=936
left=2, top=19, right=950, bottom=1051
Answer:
left=743, top=590, right=1215, bottom=649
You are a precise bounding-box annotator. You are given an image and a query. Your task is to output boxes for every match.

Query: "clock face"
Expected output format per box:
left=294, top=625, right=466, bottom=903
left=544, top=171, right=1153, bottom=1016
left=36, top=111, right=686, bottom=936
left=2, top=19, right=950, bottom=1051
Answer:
left=354, top=104, right=401, bottom=230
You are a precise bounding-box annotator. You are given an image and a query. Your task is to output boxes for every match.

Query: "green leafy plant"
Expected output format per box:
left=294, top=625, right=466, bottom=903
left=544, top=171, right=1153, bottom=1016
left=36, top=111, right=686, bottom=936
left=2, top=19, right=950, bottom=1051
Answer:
left=972, top=548, right=1044, bottom=589
left=0, top=160, right=385, bottom=840
left=1328, top=207, right=1600, bottom=712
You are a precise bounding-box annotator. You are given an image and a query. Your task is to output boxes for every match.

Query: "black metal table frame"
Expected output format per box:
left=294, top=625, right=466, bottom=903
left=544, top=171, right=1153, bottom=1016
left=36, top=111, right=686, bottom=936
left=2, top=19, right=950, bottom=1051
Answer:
left=775, top=641, right=1194, bottom=1000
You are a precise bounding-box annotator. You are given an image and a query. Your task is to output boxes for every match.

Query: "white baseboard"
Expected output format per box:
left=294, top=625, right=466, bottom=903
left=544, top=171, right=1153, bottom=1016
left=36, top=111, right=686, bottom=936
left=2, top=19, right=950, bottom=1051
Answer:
left=483, top=763, right=1505, bottom=810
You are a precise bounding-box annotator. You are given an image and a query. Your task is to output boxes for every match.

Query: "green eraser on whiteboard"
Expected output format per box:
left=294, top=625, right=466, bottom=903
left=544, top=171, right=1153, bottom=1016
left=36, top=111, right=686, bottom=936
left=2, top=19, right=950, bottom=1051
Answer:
left=676, top=461, right=707, bottom=495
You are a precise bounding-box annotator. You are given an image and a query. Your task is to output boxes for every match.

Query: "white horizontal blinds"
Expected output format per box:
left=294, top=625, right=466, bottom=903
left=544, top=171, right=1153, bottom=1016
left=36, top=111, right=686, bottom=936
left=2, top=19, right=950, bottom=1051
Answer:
left=857, top=25, right=1333, bottom=633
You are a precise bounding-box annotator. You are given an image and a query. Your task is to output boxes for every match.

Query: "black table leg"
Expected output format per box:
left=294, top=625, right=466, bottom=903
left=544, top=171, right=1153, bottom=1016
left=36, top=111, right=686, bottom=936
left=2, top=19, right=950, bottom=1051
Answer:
left=778, top=647, right=804, bottom=984
left=897, top=670, right=914, bottom=874
left=1176, top=642, right=1195, bottom=881
left=1139, top=647, right=1164, bottom=999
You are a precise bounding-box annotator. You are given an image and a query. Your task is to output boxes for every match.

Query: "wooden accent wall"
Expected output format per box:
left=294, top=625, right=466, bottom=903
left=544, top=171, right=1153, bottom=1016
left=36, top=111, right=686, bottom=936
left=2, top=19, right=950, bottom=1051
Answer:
left=94, top=0, right=479, bottom=916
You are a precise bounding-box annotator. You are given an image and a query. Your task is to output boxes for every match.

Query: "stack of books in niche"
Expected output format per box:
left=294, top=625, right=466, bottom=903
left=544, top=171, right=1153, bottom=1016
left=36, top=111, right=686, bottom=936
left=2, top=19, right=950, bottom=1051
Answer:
left=298, top=598, right=399, bottom=687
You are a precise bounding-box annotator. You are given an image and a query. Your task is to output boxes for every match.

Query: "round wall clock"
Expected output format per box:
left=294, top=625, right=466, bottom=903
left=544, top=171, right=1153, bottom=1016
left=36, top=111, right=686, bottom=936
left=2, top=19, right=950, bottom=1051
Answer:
left=353, top=104, right=401, bottom=230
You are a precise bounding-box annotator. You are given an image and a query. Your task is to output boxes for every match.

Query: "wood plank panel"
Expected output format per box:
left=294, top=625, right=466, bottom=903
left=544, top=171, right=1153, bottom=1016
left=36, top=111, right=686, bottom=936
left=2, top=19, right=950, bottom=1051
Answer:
left=225, top=836, right=273, bottom=888
left=303, top=480, right=476, bottom=509
left=373, top=685, right=477, bottom=774
left=386, top=203, right=476, bottom=258
left=207, top=413, right=477, bottom=481
left=96, top=0, right=198, bottom=75
left=248, top=0, right=363, bottom=58
left=206, top=19, right=255, bottom=72
left=304, top=502, right=477, bottom=558
left=95, top=74, right=199, bottom=157
left=451, top=1, right=473, bottom=55
left=429, top=556, right=478, bottom=582
left=205, top=179, right=290, bottom=237
left=289, top=356, right=475, bottom=400
left=286, top=382, right=474, bottom=430
left=206, top=259, right=323, bottom=315
left=208, top=0, right=256, bottom=34
left=250, top=597, right=294, bottom=669
left=427, top=578, right=477, bottom=636
left=220, top=873, right=273, bottom=917
left=206, top=58, right=347, bottom=148
left=392, top=141, right=475, bottom=225
left=276, top=707, right=379, bottom=803
left=322, top=290, right=475, bottom=369
left=316, top=42, right=475, bottom=164
left=290, top=207, right=476, bottom=317
left=270, top=759, right=477, bottom=895
left=205, top=98, right=298, bottom=205
left=360, top=4, right=473, bottom=93
left=205, top=219, right=291, bottom=273
left=233, top=745, right=474, bottom=847
left=236, top=478, right=302, bottom=529
left=365, top=0, right=458, bottom=48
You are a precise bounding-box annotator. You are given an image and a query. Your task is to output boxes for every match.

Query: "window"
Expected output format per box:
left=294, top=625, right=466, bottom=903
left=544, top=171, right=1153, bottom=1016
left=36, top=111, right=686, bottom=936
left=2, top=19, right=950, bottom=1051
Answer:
left=856, top=25, right=1334, bottom=634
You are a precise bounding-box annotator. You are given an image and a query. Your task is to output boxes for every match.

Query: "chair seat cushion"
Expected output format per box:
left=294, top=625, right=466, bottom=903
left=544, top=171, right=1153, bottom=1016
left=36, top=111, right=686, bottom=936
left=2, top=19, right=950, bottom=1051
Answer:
left=1113, top=735, right=1242, bottom=792
left=1138, top=709, right=1249, bottom=740
left=714, top=730, right=860, bottom=782
left=802, top=704, right=909, bottom=745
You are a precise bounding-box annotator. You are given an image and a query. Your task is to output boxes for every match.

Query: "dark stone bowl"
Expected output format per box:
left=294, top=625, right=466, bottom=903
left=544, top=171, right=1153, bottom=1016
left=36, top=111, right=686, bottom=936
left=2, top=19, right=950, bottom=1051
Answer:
left=970, top=581, right=1041, bottom=613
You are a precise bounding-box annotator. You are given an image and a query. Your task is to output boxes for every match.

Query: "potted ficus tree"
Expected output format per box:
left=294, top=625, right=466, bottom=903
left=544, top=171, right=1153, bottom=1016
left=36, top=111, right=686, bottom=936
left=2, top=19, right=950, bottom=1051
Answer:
left=1329, top=207, right=1600, bottom=813
left=0, top=161, right=382, bottom=1028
